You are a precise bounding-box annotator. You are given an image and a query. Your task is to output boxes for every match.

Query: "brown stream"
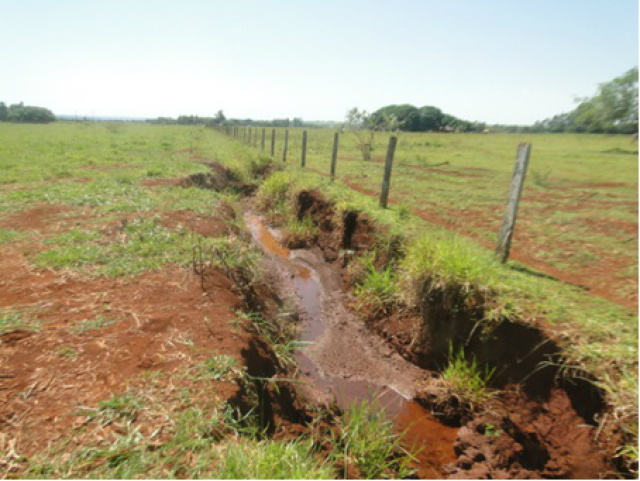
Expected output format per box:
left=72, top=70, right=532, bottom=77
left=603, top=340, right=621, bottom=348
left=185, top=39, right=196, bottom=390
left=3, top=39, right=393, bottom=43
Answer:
left=246, top=213, right=457, bottom=478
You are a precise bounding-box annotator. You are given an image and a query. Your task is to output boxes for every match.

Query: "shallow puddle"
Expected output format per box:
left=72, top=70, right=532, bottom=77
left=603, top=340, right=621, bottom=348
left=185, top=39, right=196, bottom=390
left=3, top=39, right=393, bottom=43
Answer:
left=246, top=213, right=457, bottom=478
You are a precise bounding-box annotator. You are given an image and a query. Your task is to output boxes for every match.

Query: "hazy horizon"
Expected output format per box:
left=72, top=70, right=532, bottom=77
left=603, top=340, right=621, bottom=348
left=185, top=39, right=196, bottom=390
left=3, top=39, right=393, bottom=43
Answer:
left=1, top=0, right=637, bottom=124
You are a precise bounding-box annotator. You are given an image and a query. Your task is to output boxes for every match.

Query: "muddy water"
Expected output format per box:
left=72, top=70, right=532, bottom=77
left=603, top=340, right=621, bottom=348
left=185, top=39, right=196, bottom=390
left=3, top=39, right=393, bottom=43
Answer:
left=246, top=213, right=457, bottom=478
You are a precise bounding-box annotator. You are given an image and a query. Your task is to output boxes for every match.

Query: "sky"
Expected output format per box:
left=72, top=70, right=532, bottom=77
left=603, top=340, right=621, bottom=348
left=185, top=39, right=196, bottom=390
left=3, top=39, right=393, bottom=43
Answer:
left=0, top=0, right=637, bottom=124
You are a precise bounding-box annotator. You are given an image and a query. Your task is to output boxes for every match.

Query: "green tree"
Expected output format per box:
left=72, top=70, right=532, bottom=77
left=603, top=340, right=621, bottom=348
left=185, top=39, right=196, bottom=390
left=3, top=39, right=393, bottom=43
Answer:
left=0, top=102, right=8, bottom=121
left=7, top=103, right=55, bottom=123
left=371, top=104, right=420, bottom=131
left=536, top=67, right=638, bottom=134
left=214, top=110, right=226, bottom=124
left=417, top=106, right=444, bottom=131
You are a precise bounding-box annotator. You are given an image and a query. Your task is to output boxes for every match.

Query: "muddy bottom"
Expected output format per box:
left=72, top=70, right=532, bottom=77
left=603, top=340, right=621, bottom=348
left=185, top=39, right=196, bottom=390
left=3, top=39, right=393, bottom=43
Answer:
left=245, top=213, right=457, bottom=478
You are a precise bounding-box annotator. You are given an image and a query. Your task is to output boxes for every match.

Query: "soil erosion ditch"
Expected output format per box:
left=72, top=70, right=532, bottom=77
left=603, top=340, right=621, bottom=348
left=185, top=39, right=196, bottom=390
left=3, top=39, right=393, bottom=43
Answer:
left=245, top=212, right=458, bottom=478
left=187, top=163, right=615, bottom=478
left=242, top=189, right=613, bottom=479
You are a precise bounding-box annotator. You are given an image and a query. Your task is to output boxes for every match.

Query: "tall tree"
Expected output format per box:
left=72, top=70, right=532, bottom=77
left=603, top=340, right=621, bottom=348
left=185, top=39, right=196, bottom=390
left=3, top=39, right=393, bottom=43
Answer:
left=417, top=106, right=444, bottom=131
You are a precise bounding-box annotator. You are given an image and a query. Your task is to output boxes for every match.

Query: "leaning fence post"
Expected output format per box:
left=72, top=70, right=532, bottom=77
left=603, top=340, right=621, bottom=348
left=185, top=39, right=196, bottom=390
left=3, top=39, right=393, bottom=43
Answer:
left=270, top=129, right=276, bottom=157
left=330, top=131, right=339, bottom=182
left=379, top=136, right=398, bottom=208
left=496, top=143, right=532, bottom=263
left=301, top=130, right=307, bottom=168
left=261, top=128, right=266, bottom=150
left=282, top=129, right=289, bottom=162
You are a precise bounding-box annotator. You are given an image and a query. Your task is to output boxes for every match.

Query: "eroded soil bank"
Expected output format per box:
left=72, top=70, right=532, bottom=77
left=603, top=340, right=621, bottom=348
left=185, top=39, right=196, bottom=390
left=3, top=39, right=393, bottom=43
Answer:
left=248, top=189, right=617, bottom=479
left=246, top=212, right=458, bottom=478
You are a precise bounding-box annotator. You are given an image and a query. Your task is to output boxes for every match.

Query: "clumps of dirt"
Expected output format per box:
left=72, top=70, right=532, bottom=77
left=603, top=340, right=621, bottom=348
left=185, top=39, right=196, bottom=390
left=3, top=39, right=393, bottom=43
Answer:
left=180, top=161, right=255, bottom=194
left=441, top=388, right=610, bottom=479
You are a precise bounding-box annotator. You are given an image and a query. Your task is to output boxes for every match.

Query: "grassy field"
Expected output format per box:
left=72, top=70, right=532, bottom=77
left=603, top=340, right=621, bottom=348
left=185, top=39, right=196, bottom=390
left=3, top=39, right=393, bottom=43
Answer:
left=0, top=122, right=637, bottom=472
left=252, top=127, right=638, bottom=310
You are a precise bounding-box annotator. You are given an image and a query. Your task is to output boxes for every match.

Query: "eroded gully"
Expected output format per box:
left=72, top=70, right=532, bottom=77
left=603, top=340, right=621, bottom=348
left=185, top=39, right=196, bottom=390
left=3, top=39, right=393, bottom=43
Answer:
left=245, top=212, right=458, bottom=478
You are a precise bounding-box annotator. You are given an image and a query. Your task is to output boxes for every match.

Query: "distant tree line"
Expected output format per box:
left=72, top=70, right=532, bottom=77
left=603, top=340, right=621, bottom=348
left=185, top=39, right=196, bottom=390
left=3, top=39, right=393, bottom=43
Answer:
left=147, top=110, right=227, bottom=126
left=147, top=113, right=340, bottom=129
left=0, top=102, right=56, bottom=123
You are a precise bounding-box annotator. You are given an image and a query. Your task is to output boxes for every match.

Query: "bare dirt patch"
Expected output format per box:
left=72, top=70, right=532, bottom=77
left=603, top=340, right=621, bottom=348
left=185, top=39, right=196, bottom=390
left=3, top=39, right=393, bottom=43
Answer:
left=159, top=209, right=237, bottom=238
left=0, top=204, right=78, bottom=234
left=0, top=262, right=246, bottom=457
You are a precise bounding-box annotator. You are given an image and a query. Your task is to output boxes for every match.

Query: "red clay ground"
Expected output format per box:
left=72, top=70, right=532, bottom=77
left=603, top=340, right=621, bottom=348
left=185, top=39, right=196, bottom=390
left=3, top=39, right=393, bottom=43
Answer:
left=0, top=205, right=280, bottom=473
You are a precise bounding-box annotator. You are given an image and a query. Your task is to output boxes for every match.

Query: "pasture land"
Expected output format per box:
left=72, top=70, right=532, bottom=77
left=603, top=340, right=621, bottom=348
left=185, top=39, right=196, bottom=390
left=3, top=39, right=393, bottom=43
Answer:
left=263, top=127, right=638, bottom=311
left=0, top=122, right=637, bottom=475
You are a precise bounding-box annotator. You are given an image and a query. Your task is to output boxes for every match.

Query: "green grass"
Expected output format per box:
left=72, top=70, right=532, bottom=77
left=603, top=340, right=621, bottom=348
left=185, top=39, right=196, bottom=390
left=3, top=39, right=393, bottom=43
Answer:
left=441, top=346, right=495, bottom=410
left=331, top=400, right=414, bottom=479
left=71, top=316, right=118, bottom=335
left=26, top=373, right=411, bottom=479
left=196, top=355, right=241, bottom=381
left=35, top=216, right=259, bottom=278
left=0, top=229, right=23, bottom=244
left=0, top=310, right=40, bottom=335
left=353, top=255, right=399, bottom=317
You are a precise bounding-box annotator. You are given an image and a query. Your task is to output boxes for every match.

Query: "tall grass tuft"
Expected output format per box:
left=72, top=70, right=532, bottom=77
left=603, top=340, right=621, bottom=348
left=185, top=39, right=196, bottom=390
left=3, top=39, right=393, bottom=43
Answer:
left=331, top=400, right=414, bottom=479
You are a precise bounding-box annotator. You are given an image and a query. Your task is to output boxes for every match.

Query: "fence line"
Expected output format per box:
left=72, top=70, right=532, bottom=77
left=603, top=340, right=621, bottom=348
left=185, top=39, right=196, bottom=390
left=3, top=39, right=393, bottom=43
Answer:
left=215, top=125, right=531, bottom=262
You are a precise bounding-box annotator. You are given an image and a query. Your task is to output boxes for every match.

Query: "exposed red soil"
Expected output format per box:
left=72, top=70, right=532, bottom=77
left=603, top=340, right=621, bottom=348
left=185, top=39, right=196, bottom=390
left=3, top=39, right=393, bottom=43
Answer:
left=441, top=388, right=609, bottom=479
left=0, top=204, right=308, bottom=471
left=159, top=209, right=237, bottom=238
left=0, top=204, right=77, bottom=234
left=0, top=240, right=247, bottom=456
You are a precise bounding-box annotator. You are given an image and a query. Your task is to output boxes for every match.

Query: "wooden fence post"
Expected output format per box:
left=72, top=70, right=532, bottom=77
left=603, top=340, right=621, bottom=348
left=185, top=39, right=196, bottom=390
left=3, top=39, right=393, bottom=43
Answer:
left=270, top=129, right=276, bottom=157
left=330, top=131, right=339, bottom=182
left=249, top=127, right=252, bottom=145
left=496, top=143, right=532, bottom=263
left=261, top=128, right=265, bottom=150
left=379, top=136, right=398, bottom=208
left=282, top=129, right=289, bottom=162
left=301, top=130, right=307, bottom=168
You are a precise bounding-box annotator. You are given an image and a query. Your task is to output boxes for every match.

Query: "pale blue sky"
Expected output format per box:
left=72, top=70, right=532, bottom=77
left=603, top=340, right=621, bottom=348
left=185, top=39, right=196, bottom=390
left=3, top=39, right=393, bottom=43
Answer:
left=1, top=0, right=637, bottom=123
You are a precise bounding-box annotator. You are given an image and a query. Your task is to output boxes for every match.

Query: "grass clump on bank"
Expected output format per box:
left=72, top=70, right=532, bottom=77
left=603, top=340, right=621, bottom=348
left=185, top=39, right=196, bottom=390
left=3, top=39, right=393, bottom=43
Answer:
left=441, top=346, right=495, bottom=411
